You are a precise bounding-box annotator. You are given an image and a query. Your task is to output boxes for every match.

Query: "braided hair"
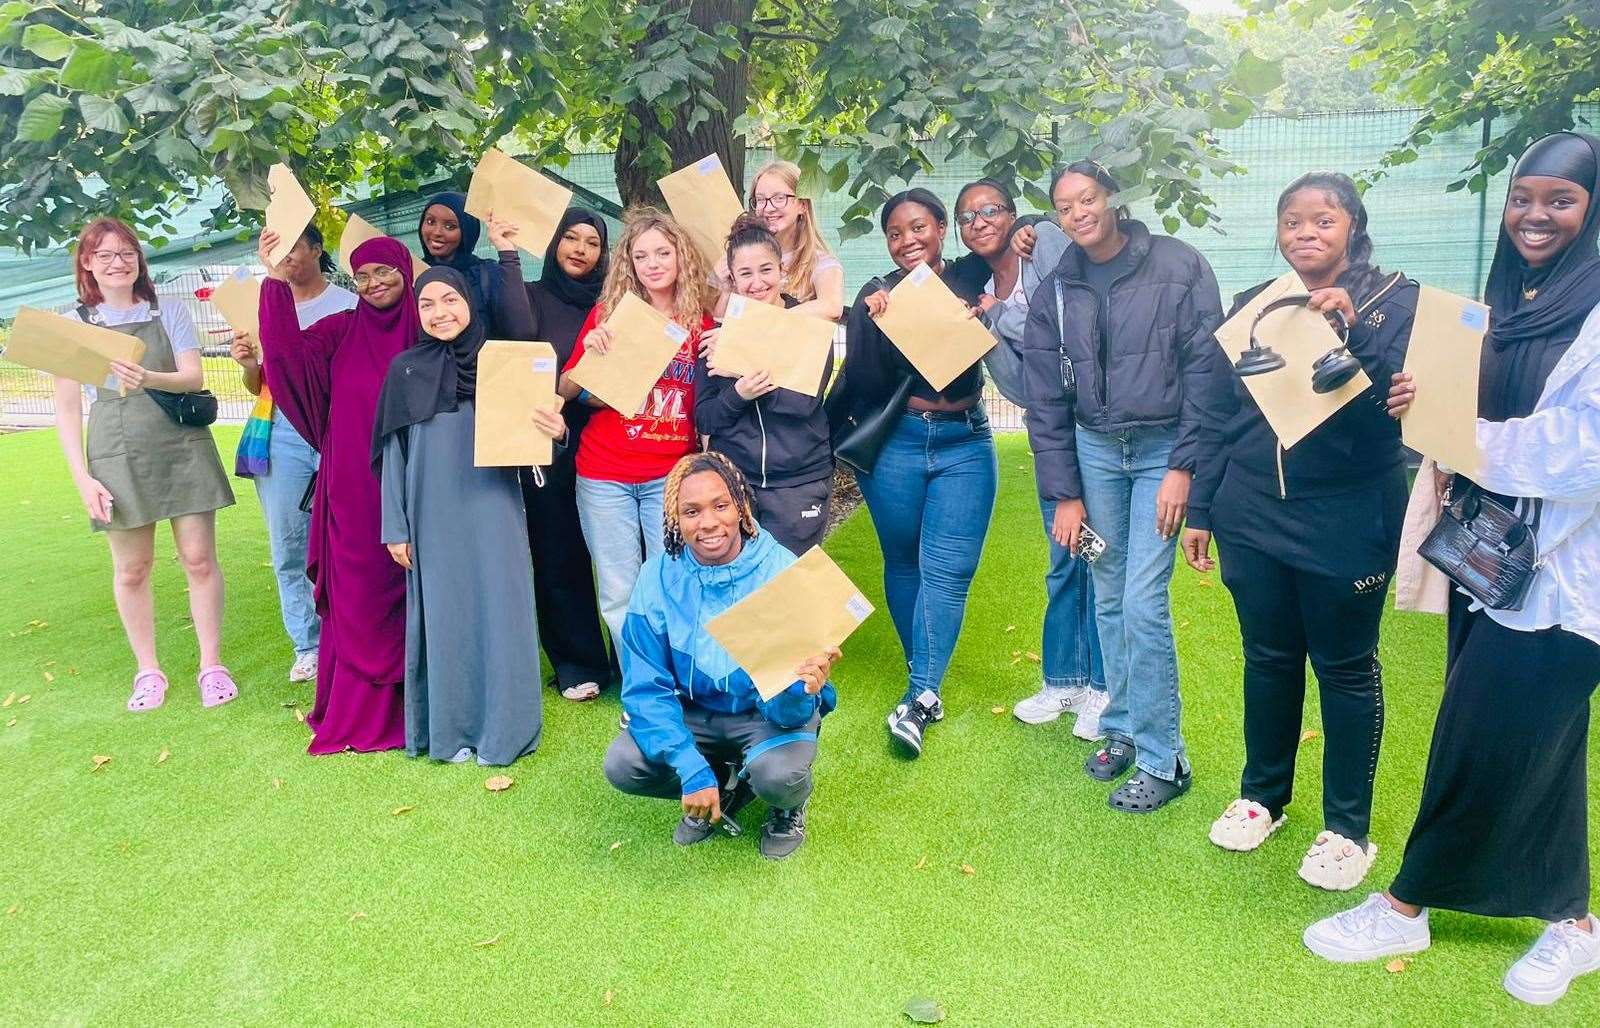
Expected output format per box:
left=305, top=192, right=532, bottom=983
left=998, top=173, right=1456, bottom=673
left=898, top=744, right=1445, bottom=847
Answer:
left=662, top=451, right=760, bottom=558
left=1275, top=172, right=1388, bottom=305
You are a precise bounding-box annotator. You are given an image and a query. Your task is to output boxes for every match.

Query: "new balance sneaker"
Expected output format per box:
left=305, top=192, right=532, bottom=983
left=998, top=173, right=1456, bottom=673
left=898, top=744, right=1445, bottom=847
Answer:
left=1303, top=893, right=1431, bottom=963
left=289, top=650, right=318, bottom=683
left=1298, top=831, right=1378, bottom=892
left=887, top=690, right=944, bottom=757
left=1503, top=917, right=1600, bottom=1005
left=758, top=803, right=808, bottom=861
left=1072, top=687, right=1110, bottom=741
left=1012, top=684, right=1087, bottom=725
left=1209, top=799, right=1285, bottom=851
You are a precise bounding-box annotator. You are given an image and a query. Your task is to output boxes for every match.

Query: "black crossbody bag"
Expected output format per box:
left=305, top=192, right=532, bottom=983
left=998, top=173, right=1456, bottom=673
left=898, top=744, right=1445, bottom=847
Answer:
left=1418, top=478, right=1543, bottom=611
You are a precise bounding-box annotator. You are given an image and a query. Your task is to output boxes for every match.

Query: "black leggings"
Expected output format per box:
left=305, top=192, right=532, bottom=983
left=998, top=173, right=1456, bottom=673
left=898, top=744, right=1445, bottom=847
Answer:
left=1219, top=539, right=1388, bottom=843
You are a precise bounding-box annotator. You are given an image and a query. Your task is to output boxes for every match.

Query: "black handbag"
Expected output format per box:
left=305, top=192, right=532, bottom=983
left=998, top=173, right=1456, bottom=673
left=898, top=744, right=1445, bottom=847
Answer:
left=146, top=388, right=219, bottom=427
left=298, top=468, right=317, bottom=514
left=1418, top=479, right=1543, bottom=611
left=826, top=369, right=915, bottom=474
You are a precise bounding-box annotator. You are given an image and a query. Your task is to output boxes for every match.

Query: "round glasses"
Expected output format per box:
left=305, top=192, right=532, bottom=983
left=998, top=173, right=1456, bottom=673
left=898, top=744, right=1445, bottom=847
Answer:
left=92, top=249, right=140, bottom=266
left=353, top=265, right=401, bottom=288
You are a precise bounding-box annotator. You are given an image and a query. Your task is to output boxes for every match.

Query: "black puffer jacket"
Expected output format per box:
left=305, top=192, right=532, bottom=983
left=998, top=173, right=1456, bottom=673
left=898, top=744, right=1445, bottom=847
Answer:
left=1186, top=272, right=1419, bottom=531
left=1017, top=220, right=1228, bottom=501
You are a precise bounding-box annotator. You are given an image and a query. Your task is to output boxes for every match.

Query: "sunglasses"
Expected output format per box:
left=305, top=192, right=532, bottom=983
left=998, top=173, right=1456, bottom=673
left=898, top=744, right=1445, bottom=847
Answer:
left=956, top=203, right=1013, bottom=227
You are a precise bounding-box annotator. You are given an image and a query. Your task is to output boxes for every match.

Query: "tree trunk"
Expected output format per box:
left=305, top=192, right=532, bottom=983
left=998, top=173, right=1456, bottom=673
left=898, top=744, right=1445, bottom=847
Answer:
left=615, top=0, right=753, bottom=208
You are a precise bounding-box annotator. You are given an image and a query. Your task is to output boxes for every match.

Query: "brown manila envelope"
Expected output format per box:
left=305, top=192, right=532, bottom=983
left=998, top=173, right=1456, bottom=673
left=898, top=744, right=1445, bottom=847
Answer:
left=464, top=148, right=572, bottom=259
left=208, top=272, right=260, bottom=355
left=873, top=262, right=996, bottom=391
left=340, top=212, right=427, bottom=279
left=712, top=294, right=835, bottom=396
left=1212, top=270, right=1370, bottom=449
left=658, top=153, right=747, bottom=270
left=565, top=292, right=688, bottom=416
left=474, top=340, right=560, bottom=467
left=263, top=163, right=316, bottom=267
left=6, top=307, right=146, bottom=388
left=1401, top=285, right=1488, bottom=477
left=705, top=546, right=875, bottom=701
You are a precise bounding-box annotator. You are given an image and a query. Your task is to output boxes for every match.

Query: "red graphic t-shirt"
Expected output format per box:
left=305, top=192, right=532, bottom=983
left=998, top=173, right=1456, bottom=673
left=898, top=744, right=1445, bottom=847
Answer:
left=563, top=303, right=711, bottom=483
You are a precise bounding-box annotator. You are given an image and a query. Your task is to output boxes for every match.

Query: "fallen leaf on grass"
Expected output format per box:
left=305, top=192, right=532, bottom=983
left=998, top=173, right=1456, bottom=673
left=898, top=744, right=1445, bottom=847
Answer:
left=2, top=692, right=13, bottom=708
left=959, top=863, right=976, bottom=876
left=603, top=990, right=614, bottom=1007
left=293, top=708, right=306, bottom=723
left=156, top=749, right=170, bottom=765
left=914, top=855, right=928, bottom=870
left=608, top=840, right=628, bottom=852
left=1385, top=957, right=1412, bottom=973
left=1004, top=624, right=1016, bottom=633
left=5, top=904, right=16, bottom=915
left=990, top=705, right=1007, bottom=715
left=16, top=695, right=29, bottom=704
left=903, top=995, right=946, bottom=1023
left=1195, top=579, right=1214, bottom=588
left=349, top=911, right=367, bottom=923
left=91, top=755, right=111, bottom=772
left=484, top=775, right=514, bottom=792
left=1009, top=656, right=1021, bottom=666
left=1300, top=729, right=1320, bottom=743
left=474, top=932, right=503, bottom=948
left=1023, top=652, right=1040, bottom=664
left=391, top=805, right=416, bottom=816
left=6, top=718, right=16, bottom=728
left=42, top=670, right=53, bottom=683
left=272, top=777, right=284, bottom=790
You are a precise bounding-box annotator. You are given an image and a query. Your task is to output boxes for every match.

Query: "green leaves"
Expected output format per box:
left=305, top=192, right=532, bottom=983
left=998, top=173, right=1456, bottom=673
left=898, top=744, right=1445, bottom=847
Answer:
left=1231, top=51, right=1284, bottom=94
left=21, top=23, right=74, bottom=61
left=15, top=94, right=71, bottom=142
left=78, top=95, right=129, bottom=135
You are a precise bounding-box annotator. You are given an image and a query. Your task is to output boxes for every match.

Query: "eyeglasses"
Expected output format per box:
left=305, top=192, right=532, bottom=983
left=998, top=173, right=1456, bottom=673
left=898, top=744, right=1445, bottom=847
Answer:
left=750, top=193, right=796, bottom=212
left=353, top=265, right=400, bottom=288
left=956, top=203, right=1013, bottom=227
left=92, top=249, right=140, bottom=266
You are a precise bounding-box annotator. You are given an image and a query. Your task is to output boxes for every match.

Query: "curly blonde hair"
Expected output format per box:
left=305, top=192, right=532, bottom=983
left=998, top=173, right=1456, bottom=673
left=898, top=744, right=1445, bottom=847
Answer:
left=598, top=206, right=712, bottom=330
left=749, top=160, right=833, bottom=302
left=662, top=451, right=759, bottom=558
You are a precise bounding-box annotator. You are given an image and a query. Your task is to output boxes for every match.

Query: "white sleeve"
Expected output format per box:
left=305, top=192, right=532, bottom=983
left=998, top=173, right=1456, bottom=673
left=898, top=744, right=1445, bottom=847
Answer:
left=161, top=302, right=201, bottom=355
left=1474, top=358, right=1600, bottom=503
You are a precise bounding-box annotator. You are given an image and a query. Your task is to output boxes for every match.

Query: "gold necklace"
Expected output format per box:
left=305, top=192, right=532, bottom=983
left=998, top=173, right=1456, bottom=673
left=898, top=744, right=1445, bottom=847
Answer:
left=1523, top=285, right=1539, bottom=300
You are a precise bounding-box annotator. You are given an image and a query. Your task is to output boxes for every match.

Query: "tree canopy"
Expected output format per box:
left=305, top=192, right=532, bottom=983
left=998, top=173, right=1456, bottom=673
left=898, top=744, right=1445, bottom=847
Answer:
left=0, top=0, right=1279, bottom=253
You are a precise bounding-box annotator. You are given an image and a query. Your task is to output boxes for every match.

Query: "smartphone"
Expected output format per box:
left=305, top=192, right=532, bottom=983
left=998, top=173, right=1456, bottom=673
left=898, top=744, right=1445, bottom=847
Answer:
left=1078, top=522, right=1107, bottom=564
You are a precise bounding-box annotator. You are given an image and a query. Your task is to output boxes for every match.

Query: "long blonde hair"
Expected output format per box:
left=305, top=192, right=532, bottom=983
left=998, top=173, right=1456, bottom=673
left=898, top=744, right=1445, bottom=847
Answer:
left=599, top=206, right=712, bottom=330
left=749, top=160, right=832, bottom=301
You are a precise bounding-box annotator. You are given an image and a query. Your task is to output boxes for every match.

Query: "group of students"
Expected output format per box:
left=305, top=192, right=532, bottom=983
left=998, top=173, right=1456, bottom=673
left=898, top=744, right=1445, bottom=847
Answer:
left=49, top=132, right=1600, bottom=1004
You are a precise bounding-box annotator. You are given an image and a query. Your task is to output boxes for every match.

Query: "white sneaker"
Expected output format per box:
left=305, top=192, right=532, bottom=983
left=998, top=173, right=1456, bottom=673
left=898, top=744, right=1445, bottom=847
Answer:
left=1012, top=684, right=1087, bottom=725
left=288, top=650, right=318, bottom=683
left=1298, top=831, right=1378, bottom=891
left=1208, top=799, right=1285, bottom=851
left=1304, top=892, right=1430, bottom=963
left=1504, top=917, right=1600, bottom=1005
left=1072, top=687, right=1110, bottom=741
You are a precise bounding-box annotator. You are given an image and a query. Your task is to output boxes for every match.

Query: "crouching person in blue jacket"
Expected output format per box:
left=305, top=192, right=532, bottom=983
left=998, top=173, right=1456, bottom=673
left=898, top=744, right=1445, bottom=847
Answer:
left=602, top=451, right=840, bottom=860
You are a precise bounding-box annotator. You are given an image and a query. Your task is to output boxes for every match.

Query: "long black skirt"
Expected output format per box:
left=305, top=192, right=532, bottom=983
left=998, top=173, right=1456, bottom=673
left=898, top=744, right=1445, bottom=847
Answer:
left=1390, top=602, right=1600, bottom=921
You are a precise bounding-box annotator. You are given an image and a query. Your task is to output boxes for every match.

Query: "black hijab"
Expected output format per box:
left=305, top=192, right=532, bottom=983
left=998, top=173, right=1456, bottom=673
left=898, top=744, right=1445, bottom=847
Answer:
left=417, top=192, right=483, bottom=272
left=371, top=266, right=488, bottom=468
left=1483, top=132, right=1600, bottom=352
left=539, top=207, right=609, bottom=309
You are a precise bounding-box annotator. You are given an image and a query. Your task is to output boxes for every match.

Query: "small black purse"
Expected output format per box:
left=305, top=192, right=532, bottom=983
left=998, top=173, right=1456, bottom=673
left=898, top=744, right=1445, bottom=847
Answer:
left=146, top=388, right=220, bottom=427
left=826, top=369, right=915, bottom=474
left=1418, top=479, right=1543, bottom=611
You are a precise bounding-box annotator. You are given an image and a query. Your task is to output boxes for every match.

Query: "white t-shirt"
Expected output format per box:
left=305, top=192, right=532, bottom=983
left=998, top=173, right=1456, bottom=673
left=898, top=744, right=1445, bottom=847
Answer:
left=784, top=251, right=842, bottom=297
left=71, top=300, right=200, bottom=398
left=984, top=270, right=1029, bottom=309
left=294, top=283, right=358, bottom=328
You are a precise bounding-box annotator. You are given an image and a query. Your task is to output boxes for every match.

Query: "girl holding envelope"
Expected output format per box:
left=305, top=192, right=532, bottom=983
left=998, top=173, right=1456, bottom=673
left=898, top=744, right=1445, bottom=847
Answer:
left=743, top=160, right=845, bottom=321
left=1181, top=172, right=1419, bottom=890
left=373, top=265, right=561, bottom=766
left=557, top=208, right=713, bottom=651
left=697, top=215, right=834, bottom=555
left=1306, top=132, right=1600, bottom=1008
left=1017, top=161, right=1228, bottom=813
left=838, top=187, right=998, bottom=758
left=53, top=217, right=238, bottom=712
left=518, top=207, right=616, bottom=703
left=230, top=224, right=357, bottom=686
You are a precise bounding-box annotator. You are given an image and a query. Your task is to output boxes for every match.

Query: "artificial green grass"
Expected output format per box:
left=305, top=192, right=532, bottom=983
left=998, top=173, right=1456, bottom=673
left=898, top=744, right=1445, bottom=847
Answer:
left=1, top=426, right=1595, bottom=1025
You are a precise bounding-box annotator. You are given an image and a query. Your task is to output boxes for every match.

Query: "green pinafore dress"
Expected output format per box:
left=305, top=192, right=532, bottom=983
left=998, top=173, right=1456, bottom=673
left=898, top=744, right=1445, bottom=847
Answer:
left=81, top=303, right=234, bottom=532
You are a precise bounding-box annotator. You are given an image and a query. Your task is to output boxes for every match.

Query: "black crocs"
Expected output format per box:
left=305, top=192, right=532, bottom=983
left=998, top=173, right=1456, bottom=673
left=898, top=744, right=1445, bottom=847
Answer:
left=1084, top=740, right=1137, bottom=782
left=1108, top=769, right=1191, bottom=813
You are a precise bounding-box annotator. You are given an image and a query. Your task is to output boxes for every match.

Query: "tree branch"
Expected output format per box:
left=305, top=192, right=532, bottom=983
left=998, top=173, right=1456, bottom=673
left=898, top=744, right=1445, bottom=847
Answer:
left=748, top=27, right=829, bottom=46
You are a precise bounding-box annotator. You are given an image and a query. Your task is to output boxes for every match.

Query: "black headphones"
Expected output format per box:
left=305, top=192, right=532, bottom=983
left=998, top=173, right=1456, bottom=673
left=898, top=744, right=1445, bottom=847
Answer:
left=1235, top=293, right=1362, bottom=394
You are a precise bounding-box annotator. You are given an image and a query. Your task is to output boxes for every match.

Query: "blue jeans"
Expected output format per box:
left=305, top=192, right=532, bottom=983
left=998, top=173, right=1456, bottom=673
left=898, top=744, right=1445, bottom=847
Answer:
left=252, top=410, right=320, bottom=654
left=1038, top=498, right=1105, bottom=691
left=1075, top=425, right=1188, bottom=780
left=856, top=409, right=998, bottom=705
left=575, top=475, right=666, bottom=647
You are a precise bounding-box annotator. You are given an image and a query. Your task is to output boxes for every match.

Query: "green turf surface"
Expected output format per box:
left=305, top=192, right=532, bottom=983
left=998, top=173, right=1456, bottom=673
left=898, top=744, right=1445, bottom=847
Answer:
left=1, top=426, right=1595, bottom=1025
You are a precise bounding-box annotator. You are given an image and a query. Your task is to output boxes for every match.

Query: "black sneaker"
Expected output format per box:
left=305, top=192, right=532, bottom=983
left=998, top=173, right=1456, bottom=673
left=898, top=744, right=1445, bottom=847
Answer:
left=758, top=802, right=808, bottom=860
left=887, top=689, right=944, bottom=757
left=672, top=774, right=753, bottom=846
left=1084, top=739, right=1136, bottom=781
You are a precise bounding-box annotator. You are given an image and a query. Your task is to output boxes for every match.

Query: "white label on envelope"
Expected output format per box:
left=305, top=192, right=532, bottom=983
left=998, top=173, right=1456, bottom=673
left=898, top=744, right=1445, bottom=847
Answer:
left=665, top=322, right=690, bottom=345
left=908, top=262, right=933, bottom=286
left=725, top=295, right=747, bottom=318
left=532, top=357, right=556, bottom=374
left=845, top=594, right=871, bottom=622
left=697, top=155, right=719, bottom=174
